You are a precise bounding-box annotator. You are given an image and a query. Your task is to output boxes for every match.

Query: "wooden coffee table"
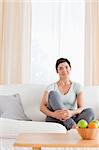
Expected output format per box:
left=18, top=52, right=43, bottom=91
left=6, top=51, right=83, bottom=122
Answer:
left=14, top=129, right=99, bottom=150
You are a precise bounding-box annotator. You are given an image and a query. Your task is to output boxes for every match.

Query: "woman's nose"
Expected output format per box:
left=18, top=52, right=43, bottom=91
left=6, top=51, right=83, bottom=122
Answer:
left=62, top=67, right=67, bottom=72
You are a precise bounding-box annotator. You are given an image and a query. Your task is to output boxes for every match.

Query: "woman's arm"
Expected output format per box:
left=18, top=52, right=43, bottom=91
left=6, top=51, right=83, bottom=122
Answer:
left=68, top=91, right=85, bottom=117
left=60, top=91, right=85, bottom=121
left=40, top=91, right=55, bottom=117
left=40, top=91, right=66, bottom=120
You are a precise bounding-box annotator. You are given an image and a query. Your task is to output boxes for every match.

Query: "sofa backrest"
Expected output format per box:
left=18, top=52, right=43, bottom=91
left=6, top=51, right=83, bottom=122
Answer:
left=0, top=84, right=46, bottom=121
left=84, top=86, right=99, bottom=119
left=0, top=84, right=99, bottom=121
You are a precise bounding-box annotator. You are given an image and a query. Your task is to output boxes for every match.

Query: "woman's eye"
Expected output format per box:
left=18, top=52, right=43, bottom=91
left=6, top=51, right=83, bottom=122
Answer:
left=59, top=67, right=62, bottom=70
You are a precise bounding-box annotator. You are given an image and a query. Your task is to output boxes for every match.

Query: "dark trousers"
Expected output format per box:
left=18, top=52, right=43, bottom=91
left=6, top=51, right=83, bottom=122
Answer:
left=46, top=91, right=95, bottom=130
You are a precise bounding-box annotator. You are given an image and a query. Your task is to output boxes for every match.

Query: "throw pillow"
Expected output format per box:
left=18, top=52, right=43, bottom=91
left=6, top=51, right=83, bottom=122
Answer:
left=0, top=94, right=31, bottom=121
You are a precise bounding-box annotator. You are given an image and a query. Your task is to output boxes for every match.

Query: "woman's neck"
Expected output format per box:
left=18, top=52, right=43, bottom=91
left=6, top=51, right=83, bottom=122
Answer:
left=59, top=78, right=71, bottom=86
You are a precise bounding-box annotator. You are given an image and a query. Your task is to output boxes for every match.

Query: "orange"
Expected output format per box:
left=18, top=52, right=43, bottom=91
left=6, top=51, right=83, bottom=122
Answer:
left=91, top=120, right=99, bottom=128
left=88, top=122, right=98, bottom=128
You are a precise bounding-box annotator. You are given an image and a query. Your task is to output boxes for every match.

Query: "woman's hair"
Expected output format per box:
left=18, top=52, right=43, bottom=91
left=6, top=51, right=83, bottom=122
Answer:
left=55, top=58, right=71, bottom=72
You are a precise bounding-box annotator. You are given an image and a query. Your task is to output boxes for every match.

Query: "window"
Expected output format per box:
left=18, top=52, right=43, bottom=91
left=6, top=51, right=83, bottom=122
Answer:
left=31, top=0, right=85, bottom=85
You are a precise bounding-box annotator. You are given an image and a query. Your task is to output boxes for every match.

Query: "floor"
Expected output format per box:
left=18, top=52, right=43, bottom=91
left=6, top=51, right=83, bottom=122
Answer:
left=0, top=137, right=15, bottom=150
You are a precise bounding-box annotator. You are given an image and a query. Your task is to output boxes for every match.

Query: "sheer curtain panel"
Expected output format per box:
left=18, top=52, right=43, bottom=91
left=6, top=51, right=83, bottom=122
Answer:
left=84, top=0, right=99, bottom=85
left=0, top=1, right=32, bottom=84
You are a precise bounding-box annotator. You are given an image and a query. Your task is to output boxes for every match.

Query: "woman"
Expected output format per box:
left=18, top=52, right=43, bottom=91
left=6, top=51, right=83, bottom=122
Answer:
left=40, top=58, right=95, bottom=130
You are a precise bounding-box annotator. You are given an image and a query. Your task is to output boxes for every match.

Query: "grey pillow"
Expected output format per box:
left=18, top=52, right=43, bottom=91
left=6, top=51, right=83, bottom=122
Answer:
left=0, top=94, right=31, bottom=121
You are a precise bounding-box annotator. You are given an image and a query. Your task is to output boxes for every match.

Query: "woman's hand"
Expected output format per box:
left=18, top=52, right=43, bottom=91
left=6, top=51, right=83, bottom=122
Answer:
left=61, top=109, right=73, bottom=121
left=53, top=109, right=73, bottom=121
left=53, top=110, right=64, bottom=120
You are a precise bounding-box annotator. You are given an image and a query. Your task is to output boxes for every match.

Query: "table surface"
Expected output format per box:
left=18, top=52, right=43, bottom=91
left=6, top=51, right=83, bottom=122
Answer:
left=14, top=129, right=99, bottom=149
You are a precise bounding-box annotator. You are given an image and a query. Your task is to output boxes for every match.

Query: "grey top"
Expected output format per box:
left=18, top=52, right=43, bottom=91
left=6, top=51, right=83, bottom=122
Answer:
left=46, top=82, right=83, bottom=110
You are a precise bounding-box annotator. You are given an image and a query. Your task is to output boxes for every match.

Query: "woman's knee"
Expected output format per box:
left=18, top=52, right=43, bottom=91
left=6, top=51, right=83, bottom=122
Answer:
left=48, top=91, right=59, bottom=100
left=83, top=108, right=95, bottom=122
left=48, top=91, right=60, bottom=105
left=84, top=108, right=95, bottom=117
left=76, top=108, right=95, bottom=124
left=48, top=91, right=64, bottom=110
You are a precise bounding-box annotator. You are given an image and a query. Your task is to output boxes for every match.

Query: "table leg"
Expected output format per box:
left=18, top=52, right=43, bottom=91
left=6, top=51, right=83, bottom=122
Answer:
left=32, top=147, right=41, bottom=150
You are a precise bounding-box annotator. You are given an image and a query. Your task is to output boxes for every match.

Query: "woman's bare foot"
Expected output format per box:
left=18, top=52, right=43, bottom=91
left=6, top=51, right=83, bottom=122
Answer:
left=72, top=124, right=77, bottom=129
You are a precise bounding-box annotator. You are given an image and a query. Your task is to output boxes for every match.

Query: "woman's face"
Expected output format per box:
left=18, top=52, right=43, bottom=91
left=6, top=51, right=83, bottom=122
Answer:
left=57, top=62, right=71, bottom=78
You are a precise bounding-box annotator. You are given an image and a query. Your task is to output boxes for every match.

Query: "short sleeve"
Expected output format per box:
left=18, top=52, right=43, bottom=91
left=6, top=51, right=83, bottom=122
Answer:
left=45, top=83, right=56, bottom=93
left=73, top=82, right=83, bottom=95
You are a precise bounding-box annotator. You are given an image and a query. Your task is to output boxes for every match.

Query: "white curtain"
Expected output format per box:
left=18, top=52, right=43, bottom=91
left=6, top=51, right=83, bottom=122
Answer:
left=84, top=0, right=99, bottom=85
left=31, top=1, right=85, bottom=85
left=0, top=0, right=32, bottom=84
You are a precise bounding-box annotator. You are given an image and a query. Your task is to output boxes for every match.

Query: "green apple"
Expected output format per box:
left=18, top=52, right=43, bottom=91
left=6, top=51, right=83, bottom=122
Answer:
left=77, top=119, right=88, bottom=128
left=91, top=120, right=99, bottom=127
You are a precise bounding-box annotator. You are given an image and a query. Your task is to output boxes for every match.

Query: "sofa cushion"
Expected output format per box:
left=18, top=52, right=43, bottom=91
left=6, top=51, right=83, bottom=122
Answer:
left=0, top=94, right=30, bottom=121
left=0, top=118, right=66, bottom=138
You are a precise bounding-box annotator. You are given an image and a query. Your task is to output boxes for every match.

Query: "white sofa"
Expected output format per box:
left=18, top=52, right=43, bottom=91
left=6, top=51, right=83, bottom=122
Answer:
left=0, top=84, right=67, bottom=138
left=0, top=84, right=99, bottom=138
